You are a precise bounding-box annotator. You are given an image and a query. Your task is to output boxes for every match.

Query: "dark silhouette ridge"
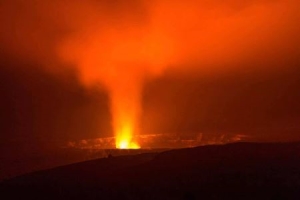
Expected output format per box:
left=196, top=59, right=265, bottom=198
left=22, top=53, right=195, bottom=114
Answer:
left=1, top=142, right=300, bottom=199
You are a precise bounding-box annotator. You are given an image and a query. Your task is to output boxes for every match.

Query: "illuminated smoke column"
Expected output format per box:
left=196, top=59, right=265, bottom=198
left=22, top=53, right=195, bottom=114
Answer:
left=110, top=75, right=142, bottom=149
left=59, top=27, right=173, bottom=148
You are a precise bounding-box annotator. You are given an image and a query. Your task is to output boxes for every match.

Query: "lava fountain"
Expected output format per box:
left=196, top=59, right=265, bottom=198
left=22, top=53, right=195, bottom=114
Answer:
left=110, top=72, right=142, bottom=149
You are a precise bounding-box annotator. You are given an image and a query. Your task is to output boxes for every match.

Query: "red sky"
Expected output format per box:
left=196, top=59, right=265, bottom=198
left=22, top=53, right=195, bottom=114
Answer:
left=0, top=0, right=300, bottom=152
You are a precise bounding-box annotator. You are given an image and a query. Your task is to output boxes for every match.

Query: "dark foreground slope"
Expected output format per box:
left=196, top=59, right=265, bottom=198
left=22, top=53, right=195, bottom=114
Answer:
left=1, top=142, right=300, bottom=199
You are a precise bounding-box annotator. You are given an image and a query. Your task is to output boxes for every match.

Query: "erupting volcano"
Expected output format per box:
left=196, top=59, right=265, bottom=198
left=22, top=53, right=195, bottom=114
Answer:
left=1, top=1, right=300, bottom=198
left=59, top=21, right=174, bottom=149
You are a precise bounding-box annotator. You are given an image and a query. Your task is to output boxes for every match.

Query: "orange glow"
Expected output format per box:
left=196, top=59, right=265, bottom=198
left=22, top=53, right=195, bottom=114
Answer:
left=110, top=76, right=142, bottom=149
left=59, top=27, right=174, bottom=149
left=66, top=133, right=249, bottom=149
left=45, top=0, right=299, bottom=149
left=116, top=125, right=140, bottom=149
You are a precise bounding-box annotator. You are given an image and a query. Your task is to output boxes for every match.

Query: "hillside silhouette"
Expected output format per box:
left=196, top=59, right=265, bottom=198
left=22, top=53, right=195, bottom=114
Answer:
left=1, top=142, right=300, bottom=199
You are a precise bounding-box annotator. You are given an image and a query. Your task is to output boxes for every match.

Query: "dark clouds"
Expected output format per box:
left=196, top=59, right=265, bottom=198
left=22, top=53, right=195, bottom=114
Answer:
left=0, top=55, right=111, bottom=155
left=142, top=68, right=300, bottom=142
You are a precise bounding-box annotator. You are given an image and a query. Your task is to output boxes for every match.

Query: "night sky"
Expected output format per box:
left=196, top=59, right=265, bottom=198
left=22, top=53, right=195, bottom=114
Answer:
left=1, top=0, right=300, bottom=155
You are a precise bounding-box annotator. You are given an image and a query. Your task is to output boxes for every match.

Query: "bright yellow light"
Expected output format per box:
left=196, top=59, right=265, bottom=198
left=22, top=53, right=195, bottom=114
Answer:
left=118, top=141, right=140, bottom=149
left=116, top=124, right=140, bottom=149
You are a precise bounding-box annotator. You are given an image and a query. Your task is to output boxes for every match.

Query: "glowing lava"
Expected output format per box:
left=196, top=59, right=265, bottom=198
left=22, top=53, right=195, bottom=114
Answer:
left=115, top=123, right=140, bottom=149
left=109, top=76, right=142, bottom=149
left=117, top=139, right=140, bottom=149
